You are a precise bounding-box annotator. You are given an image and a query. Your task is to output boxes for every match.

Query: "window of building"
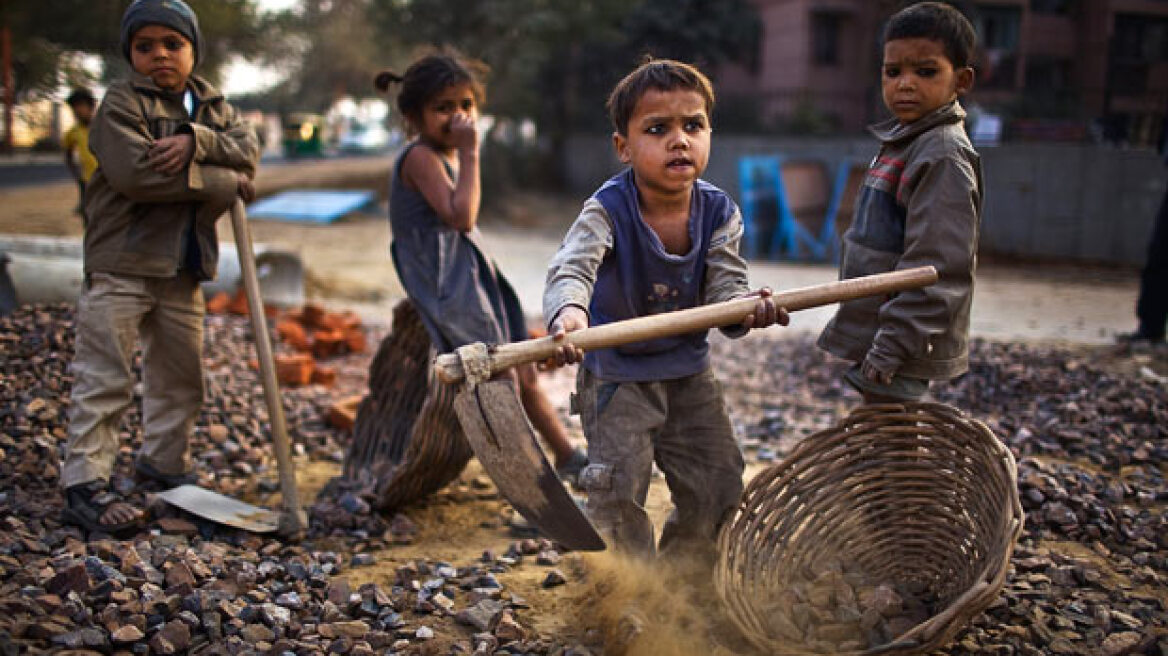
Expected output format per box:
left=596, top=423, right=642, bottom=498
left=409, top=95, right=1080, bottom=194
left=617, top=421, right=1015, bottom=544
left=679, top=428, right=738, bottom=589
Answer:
left=1110, top=14, right=1168, bottom=95
left=1026, top=56, right=1071, bottom=90
left=1114, top=14, right=1168, bottom=62
left=975, top=6, right=1021, bottom=89
left=1030, top=0, right=1075, bottom=15
left=977, top=6, right=1021, bottom=51
left=811, top=12, right=841, bottom=66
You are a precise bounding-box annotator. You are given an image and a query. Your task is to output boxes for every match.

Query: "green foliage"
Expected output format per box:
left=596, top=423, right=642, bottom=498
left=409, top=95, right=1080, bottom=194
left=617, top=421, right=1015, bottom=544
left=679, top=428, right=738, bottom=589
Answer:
left=621, top=0, right=759, bottom=69
left=0, top=0, right=263, bottom=98
left=253, top=0, right=386, bottom=113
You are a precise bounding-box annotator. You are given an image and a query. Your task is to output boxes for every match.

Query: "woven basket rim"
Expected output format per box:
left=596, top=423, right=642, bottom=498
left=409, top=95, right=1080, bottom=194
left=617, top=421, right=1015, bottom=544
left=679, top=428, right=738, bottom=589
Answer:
left=715, top=402, right=1024, bottom=656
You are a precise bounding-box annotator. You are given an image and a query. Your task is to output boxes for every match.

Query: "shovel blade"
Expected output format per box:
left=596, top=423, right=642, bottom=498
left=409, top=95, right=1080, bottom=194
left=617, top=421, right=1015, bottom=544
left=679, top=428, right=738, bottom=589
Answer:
left=155, top=485, right=281, bottom=533
left=454, top=380, right=606, bottom=551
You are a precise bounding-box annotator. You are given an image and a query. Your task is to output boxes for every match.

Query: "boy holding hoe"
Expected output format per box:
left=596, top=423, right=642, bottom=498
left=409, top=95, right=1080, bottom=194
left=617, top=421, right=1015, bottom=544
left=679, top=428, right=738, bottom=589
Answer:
left=62, top=0, right=259, bottom=535
left=545, top=58, right=786, bottom=559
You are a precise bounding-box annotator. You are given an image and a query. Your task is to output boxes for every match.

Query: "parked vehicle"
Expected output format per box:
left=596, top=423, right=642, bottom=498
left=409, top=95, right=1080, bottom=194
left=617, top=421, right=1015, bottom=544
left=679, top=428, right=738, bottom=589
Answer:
left=338, top=121, right=394, bottom=154
left=282, top=113, right=325, bottom=158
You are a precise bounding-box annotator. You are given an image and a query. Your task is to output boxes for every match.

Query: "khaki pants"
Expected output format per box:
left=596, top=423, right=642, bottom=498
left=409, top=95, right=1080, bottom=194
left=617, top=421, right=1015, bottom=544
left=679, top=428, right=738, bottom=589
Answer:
left=575, top=367, right=745, bottom=559
left=63, top=272, right=204, bottom=487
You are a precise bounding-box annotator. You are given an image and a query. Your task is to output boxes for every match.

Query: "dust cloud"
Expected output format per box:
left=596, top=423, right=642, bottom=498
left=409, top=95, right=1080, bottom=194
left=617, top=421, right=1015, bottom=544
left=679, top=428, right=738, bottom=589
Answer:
left=570, top=551, right=755, bottom=656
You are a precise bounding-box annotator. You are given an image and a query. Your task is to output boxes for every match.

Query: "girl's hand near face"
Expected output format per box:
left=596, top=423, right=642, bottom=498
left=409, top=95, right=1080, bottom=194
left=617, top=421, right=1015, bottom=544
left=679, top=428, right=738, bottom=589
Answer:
left=448, top=113, right=479, bottom=153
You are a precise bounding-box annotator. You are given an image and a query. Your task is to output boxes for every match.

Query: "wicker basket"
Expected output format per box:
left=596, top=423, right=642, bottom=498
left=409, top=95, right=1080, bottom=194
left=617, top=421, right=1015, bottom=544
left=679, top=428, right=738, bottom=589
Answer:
left=340, top=300, right=473, bottom=511
left=715, top=402, right=1023, bottom=655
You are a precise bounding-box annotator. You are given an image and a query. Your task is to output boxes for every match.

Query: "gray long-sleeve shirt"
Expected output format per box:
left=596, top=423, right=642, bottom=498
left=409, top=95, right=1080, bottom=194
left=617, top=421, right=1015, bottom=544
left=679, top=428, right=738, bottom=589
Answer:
left=544, top=196, right=753, bottom=334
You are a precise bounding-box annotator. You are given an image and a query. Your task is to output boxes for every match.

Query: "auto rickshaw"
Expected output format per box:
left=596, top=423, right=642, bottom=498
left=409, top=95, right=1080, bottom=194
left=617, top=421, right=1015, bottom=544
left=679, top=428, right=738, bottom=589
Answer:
left=282, top=113, right=324, bottom=158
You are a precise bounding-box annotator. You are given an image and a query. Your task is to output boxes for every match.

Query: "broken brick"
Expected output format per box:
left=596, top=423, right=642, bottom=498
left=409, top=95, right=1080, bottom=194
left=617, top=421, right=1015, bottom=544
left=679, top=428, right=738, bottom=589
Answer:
left=327, top=395, right=363, bottom=432
left=227, top=288, right=251, bottom=316
left=205, top=292, right=231, bottom=315
left=312, top=330, right=347, bottom=358
left=311, top=365, right=337, bottom=386
left=276, top=320, right=311, bottom=352
left=275, top=353, right=314, bottom=386
left=301, top=304, right=327, bottom=329
left=344, top=328, right=367, bottom=354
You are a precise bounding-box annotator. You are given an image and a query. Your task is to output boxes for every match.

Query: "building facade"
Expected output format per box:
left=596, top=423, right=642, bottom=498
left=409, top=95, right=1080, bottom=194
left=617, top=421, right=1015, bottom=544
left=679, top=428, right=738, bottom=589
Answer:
left=717, top=0, right=1168, bottom=144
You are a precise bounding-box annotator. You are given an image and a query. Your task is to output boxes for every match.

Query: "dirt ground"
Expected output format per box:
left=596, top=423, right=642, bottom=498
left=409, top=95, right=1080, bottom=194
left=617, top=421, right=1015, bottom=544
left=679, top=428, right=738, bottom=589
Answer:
left=1, top=157, right=1162, bottom=653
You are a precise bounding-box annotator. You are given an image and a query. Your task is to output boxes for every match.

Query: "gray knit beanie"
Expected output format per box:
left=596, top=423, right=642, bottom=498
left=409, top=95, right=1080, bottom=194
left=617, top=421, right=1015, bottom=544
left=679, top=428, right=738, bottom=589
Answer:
left=120, top=0, right=204, bottom=66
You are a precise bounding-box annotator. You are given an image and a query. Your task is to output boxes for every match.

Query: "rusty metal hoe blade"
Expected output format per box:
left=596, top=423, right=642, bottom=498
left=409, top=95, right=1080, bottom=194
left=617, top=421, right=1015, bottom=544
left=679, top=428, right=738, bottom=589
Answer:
left=453, top=379, right=606, bottom=551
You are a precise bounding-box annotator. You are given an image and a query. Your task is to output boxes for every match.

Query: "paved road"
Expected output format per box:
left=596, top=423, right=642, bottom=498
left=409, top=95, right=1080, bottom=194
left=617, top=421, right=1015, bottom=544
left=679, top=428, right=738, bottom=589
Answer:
left=471, top=225, right=1140, bottom=346
left=2, top=150, right=1140, bottom=345
left=0, top=154, right=72, bottom=188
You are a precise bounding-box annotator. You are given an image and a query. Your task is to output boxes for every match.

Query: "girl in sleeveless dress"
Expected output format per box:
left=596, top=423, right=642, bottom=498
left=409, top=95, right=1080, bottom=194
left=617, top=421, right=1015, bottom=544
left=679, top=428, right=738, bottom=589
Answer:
left=376, top=52, right=586, bottom=478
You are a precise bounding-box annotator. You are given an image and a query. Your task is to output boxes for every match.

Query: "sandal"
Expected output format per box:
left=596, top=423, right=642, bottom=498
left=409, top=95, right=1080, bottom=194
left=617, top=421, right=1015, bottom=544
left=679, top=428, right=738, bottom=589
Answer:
left=556, top=448, right=589, bottom=481
left=62, top=480, right=143, bottom=537
left=134, top=459, right=198, bottom=489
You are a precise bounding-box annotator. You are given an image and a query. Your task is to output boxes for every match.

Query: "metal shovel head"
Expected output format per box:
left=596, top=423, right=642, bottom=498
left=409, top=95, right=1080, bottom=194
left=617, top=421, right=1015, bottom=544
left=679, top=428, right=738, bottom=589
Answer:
left=453, top=379, right=606, bottom=551
left=155, top=485, right=280, bottom=533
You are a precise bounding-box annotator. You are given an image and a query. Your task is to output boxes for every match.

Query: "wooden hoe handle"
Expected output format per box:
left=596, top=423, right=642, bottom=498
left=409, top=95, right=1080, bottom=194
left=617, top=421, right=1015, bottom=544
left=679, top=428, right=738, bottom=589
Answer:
left=434, top=265, right=938, bottom=385
left=230, top=200, right=305, bottom=537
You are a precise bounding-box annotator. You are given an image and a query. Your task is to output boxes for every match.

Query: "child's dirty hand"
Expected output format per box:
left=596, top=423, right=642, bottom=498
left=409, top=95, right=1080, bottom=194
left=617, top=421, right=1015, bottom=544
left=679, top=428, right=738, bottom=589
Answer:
left=861, top=358, right=894, bottom=385
left=148, top=134, right=194, bottom=176
left=449, top=113, right=479, bottom=152
left=741, top=288, right=789, bottom=330
left=549, top=306, right=588, bottom=366
left=236, top=172, right=256, bottom=202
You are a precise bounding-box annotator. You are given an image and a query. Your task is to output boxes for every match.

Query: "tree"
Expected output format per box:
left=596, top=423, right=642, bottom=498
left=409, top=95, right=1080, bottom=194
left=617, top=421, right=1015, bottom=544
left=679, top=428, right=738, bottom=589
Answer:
left=0, top=0, right=264, bottom=99
left=256, top=0, right=386, bottom=114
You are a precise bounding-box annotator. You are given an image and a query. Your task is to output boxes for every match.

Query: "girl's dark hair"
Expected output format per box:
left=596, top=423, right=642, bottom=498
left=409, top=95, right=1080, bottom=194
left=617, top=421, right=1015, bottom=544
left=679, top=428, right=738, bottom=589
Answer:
left=375, top=51, right=488, bottom=129
left=884, top=2, right=977, bottom=69
left=606, top=57, right=715, bottom=136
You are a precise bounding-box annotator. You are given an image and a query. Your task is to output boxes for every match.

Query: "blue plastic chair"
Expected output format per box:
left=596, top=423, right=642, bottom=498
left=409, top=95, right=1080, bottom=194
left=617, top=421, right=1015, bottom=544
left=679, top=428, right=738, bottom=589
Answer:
left=738, top=154, right=868, bottom=262
left=821, top=160, right=868, bottom=262
left=737, top=155, right=788, bottom=259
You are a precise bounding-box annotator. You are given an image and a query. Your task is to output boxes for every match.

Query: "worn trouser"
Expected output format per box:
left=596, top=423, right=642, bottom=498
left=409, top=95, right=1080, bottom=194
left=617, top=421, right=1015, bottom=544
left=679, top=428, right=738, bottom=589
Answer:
left=575, top=366, right=745, bottom=559
left=63, top=272, right=204, bottom=488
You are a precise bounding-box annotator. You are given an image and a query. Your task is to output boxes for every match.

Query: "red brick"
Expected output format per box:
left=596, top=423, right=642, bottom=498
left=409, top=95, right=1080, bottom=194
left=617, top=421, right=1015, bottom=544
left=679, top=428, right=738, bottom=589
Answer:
left=327, top=395, right=363, bottom=431
left=311, top=365, right=337, bottom=386
left=227, top=288, right=251, bottom=316
left=275, top=353, right=314, bottom=386
left=276, top=320, right=311, bottom=352
left=301, top=304, right=327, bottom=329
left=312, top=330, right=346, bottom=358
left=343, top=327, right=366, bottom=354
left=205, top=292, right=231, bottom=315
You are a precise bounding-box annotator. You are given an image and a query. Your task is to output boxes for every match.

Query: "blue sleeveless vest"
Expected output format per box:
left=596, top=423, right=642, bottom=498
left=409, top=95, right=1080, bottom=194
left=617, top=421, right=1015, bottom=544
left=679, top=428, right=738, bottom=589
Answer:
left=584, top=168, right=736, bottom=381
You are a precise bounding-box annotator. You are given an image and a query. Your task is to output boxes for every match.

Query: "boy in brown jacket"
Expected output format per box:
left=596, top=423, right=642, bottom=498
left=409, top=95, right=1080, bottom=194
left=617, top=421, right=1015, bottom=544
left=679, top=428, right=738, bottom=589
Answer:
left=62, top=0, right=259, bottom=535
left=818, top=2, right=982, bottom=403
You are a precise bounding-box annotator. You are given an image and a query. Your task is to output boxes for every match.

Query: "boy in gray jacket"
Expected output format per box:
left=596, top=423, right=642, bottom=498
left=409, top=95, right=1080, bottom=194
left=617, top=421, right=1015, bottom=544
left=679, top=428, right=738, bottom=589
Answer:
left=545, top=59, right=785, bottom=559
left=63, top=0, right=259, bottom=535
left=818, top=2, right=983, bottom=403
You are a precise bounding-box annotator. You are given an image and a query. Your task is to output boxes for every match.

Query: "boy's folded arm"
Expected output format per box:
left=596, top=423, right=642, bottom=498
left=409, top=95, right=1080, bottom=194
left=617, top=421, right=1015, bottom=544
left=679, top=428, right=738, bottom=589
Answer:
left=543, top=199, right=612, bottom=331
left=92, top=87, right=237, bottom=204
left=868, top=154, right=981, bottom=373
left=186, top=105, right=260, bottom=175
left=703, top=209, right=754, bottom=338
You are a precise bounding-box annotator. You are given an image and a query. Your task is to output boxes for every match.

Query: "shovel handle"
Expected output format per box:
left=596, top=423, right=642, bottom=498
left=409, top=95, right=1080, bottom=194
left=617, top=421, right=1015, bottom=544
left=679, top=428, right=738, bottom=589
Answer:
left=434, top=265, right=938, bottom=384
left=230, top=199, right=305, bottom=536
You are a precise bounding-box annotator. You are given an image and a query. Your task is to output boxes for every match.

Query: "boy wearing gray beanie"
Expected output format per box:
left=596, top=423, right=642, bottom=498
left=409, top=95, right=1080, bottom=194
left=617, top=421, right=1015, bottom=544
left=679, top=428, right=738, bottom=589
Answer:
left=62, top=0, right=259, bottom=536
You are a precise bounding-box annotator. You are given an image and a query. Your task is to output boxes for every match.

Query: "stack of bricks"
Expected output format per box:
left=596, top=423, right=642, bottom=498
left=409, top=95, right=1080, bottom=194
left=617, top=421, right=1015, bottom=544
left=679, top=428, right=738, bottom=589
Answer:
left=270, top=304, right=367, bottom=387
left=206, top=291, right=366, bottom=388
